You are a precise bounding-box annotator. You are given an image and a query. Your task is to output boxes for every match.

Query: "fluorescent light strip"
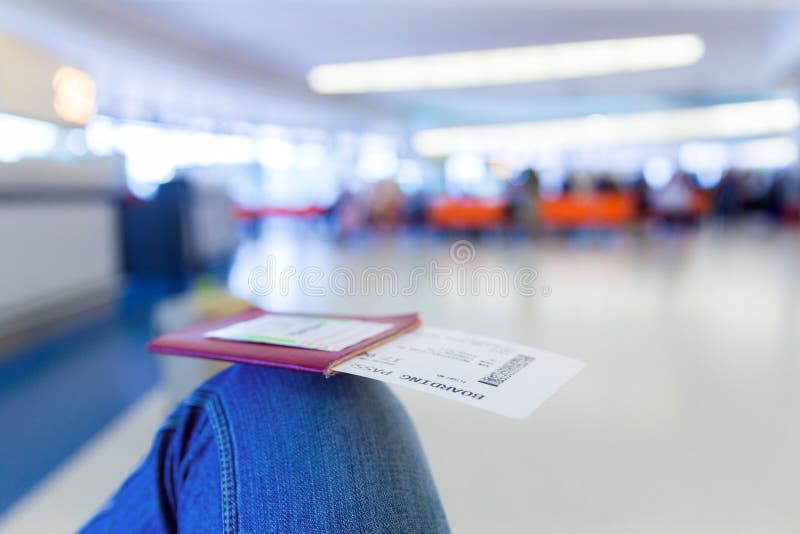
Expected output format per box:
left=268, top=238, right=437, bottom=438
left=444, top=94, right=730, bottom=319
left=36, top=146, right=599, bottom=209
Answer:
left=412, top=99, right=800, bottom=158
left=308, top=34, right=705, bottom=94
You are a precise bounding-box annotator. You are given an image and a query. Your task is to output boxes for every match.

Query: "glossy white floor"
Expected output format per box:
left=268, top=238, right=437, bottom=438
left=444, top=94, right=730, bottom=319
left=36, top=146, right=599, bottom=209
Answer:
left=3, top=223, right=799, bottom=533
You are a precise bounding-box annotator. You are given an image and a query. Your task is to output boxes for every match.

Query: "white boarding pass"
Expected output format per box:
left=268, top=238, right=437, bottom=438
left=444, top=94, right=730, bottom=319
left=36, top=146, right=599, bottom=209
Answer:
left=334, top=327, right=584, bottom=419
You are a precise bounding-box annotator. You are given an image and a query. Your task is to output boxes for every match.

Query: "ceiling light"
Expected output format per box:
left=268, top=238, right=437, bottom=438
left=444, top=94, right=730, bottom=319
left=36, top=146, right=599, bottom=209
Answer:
left=412, top=99, right=800, bottom=158
left=52, top=66, right=96, bottom=125
left=308, top=34, right=705, bottom=94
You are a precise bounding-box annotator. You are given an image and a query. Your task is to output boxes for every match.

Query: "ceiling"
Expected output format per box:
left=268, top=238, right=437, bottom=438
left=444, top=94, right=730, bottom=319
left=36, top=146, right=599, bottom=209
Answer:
left=3, top=1, right=800, bottom=131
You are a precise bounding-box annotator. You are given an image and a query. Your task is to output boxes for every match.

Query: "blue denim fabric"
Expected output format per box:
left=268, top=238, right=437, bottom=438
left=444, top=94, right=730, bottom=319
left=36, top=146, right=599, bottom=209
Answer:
left=80, top=364, right=449, bottom=533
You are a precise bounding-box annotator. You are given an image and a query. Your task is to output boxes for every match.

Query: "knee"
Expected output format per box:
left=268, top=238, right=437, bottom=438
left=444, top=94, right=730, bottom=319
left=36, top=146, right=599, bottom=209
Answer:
left=199, top=364, right=409, bottom=434
left=188, top=364, right=447, bottom=532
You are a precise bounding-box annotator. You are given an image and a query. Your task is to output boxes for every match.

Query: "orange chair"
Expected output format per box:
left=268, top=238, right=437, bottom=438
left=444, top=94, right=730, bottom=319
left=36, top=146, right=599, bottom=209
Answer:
left=539, top=193, right=636, bottom=229
left=427, top=196, right=507, bottom=230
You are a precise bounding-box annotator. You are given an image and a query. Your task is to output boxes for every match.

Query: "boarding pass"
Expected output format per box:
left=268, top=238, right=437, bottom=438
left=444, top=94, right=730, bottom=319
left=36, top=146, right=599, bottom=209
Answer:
left=334, top=327, right=584, bottom=419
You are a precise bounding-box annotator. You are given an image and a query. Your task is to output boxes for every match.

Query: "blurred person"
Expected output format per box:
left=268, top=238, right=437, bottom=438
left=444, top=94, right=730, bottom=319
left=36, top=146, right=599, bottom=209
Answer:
left=780, top=169, right=800, bottom=223
left=631, top=173, right=651, bottom=221
left=367, top=179, right=405, bottom=229
left=572, top=171, right=594, bottom=192
left=561, top=173, right=575, bottom=194
left=332, top=188, right=367, bottom=238
left=712, top=169, right=742, bottom=219
left=740, top=171, right=773, bottom=214
left=651, top=171, right=695, bottom=226
left=594, top=173, right=619, bottom=193
left=79, top=365, right=449, bottom=533
left=762, top=170, right=787, bottom=219
left=507, top=167, right=540, bottom=229
left=404, top=190, right=430, bottom=227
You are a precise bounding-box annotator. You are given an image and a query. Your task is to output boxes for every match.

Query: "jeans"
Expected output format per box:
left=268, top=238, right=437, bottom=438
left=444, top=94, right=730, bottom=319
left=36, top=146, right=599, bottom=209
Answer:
left=80, top=364, right=449, bottom=533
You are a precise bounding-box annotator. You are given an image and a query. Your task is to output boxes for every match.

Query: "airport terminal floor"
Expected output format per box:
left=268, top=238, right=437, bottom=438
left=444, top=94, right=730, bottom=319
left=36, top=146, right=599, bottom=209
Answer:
left=1, top=223, right=798, bottom=533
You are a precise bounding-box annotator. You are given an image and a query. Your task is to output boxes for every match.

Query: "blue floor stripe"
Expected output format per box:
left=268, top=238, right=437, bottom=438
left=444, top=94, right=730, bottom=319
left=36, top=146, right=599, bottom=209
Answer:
left=0, top=307, right=159, bottom=514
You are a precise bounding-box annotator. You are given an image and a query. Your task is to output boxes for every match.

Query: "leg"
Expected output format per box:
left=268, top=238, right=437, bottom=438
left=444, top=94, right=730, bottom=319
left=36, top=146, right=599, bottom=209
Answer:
left=80, top=364, right=449, bottom=533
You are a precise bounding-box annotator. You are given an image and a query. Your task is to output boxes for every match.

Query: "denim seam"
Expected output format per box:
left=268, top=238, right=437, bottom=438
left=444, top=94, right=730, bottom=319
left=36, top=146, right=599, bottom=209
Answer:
left=187, top=390, right=239, bottom=534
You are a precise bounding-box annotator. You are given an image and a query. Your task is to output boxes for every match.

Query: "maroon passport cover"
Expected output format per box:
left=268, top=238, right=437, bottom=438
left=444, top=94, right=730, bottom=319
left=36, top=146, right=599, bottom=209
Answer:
left=147, top=308, right=420, bottom=375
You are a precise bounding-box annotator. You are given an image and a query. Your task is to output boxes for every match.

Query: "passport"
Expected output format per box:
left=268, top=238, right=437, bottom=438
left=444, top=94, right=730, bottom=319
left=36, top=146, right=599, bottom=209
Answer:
left=147, top=308, right=420, bottom=375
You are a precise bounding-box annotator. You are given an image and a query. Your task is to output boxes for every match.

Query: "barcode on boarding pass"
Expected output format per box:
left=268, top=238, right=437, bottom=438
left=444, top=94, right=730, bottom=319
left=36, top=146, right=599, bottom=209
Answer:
left=478, top=354, right=535, bottom=387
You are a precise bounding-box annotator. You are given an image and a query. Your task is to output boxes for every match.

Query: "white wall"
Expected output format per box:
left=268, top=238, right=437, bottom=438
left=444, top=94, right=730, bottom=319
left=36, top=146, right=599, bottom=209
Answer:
left=0, top=158, right=120, bottom=339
